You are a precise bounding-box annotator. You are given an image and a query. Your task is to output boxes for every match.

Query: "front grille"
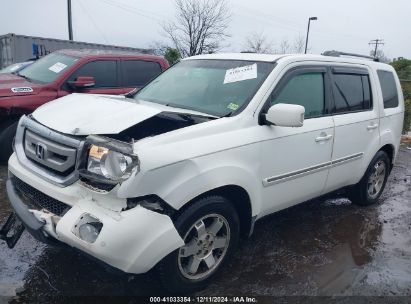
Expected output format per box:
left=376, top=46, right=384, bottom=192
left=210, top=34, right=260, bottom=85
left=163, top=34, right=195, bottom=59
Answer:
left=24, top=130, right=77, bottom=177
left=12, top=176, right=71, bottom=216
left=15, top=116, right=83, bottom=186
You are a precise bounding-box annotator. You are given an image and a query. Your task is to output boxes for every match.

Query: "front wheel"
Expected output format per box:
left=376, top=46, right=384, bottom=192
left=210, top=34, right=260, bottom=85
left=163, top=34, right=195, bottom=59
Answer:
left=0, top=120, right=18, bottom=163
left=348, top=151, right=390, bottom=206
left=158, top=196, right=240, bottom=293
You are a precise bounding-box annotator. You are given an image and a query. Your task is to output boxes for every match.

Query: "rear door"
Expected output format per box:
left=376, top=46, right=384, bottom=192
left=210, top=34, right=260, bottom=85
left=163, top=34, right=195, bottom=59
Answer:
left=120, top=60, right=163, bottom=93
left=325, top=65, right=380, bottom=192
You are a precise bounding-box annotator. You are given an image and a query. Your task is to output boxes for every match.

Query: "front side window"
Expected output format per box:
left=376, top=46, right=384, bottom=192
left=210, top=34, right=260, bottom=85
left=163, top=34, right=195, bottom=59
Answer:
left=377, top=70, right=399, bottom=108
left=68, top=60, right=118, bottom=88
left=332, top=73, right=372, bottom=113
left=18, top=53, right=78, bottom=83
left=135, top=59, right=275, bottom=117
left=122, top=60, right=162, bottom=87
left=270, top=72, right=325, bottom=119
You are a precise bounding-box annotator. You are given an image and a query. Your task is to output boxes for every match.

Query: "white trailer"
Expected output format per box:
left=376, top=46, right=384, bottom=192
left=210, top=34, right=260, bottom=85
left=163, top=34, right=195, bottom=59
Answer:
left=0, top=33, right=151, bottom=68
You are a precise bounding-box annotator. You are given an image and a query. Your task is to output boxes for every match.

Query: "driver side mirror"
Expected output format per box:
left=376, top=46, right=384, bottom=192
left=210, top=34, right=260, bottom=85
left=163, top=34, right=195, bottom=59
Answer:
left=68, top=76, right=95, bottom=90
left=264, top=103, right=305, bottom=127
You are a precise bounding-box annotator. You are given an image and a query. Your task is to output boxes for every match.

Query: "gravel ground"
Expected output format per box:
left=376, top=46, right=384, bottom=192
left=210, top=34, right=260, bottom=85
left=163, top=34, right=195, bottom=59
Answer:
left=0, top=146, right=410, bottom=302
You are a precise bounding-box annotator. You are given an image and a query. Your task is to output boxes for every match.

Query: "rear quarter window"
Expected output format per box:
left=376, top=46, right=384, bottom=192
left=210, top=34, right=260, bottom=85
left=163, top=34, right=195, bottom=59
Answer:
left=122, top=60, right=162, bottom=87
left=377, top=70, right=399, bottom=108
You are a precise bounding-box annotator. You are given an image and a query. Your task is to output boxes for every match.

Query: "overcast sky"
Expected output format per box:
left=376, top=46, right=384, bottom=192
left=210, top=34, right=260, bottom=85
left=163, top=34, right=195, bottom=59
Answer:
left=1, top=0, right=410, bottom=59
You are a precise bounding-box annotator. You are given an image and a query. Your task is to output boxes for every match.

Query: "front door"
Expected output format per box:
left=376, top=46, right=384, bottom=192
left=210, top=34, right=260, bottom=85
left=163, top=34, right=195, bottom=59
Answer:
left=61, top=59, right=127, bottom=96
left=259, top=65, right=334, bottom=216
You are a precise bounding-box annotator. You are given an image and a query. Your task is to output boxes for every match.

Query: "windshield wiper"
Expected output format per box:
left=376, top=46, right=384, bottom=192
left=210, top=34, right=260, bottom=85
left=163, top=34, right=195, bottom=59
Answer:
left=176, top=113, right=196, bottom=123
left=221, top=111, right=233, bottom=117
left=164, top=102, right=217, bottom=118
left=17, top=73, right=32, bottom=82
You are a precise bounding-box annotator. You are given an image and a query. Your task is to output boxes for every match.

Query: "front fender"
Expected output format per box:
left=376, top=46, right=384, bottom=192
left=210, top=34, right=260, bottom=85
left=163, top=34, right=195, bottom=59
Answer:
left=118, top=158, right=262, bottom=217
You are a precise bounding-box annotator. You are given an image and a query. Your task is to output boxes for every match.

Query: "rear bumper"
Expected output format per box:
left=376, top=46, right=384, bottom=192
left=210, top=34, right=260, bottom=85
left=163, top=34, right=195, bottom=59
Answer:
left=7, top=153, right=185, bottom=274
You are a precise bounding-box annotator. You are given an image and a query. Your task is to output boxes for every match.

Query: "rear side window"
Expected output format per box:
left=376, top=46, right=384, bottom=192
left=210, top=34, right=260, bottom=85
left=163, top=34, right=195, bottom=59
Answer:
left=270, top=72, right=325, bottom=119
left=377, top=70, right=399, bottom=108
left=70, top=60, right=118, bottom=88
left=122, top=60, right=162, bottom=87
left=332, top=73, right=372, bottom=113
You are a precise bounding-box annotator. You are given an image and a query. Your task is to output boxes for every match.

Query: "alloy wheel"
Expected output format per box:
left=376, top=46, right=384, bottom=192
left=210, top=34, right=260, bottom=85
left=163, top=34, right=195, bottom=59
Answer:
left=367, top=160, right=386, bottom=199
left=178, top=214, right=230, bottom=280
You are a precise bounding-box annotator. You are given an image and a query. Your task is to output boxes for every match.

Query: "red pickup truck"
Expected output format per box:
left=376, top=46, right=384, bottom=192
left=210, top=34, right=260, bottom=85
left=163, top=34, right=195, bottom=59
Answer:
left=0, top=49, right=169, bottom=162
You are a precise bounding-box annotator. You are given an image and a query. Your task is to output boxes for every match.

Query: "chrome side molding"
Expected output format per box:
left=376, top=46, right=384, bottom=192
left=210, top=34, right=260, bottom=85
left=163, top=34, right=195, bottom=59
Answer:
left=263, top=152, right=364, bottom=186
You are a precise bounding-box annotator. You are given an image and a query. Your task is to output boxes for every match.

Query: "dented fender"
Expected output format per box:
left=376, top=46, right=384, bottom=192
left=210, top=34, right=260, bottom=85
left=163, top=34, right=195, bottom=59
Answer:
left=118, top=149, right=263, bottom=217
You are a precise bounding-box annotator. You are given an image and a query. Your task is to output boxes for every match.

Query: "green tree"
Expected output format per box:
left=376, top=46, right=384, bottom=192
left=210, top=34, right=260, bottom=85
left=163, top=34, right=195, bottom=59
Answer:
left=391, top=58, right=411, bottom=133
left=164, top=48, right=181, bottom=65
left=391, top=58, right=411, bottom=80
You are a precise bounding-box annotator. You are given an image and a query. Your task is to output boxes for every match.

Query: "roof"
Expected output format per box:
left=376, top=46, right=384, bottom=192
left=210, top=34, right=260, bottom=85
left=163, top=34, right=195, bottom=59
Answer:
left=185, top=53, right=286, bottom=62
left=56, top=49, right=162, bottom=60
left=185, top=52, right=392, bottom=68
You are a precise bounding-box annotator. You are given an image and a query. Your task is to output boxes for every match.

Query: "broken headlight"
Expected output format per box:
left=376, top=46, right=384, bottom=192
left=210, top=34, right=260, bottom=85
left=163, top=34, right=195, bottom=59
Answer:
left=79, top=136, right=139, bottom=184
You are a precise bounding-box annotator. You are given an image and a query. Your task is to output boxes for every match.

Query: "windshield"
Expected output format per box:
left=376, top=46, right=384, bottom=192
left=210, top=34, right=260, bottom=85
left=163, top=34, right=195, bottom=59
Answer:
left=135, top=59, right=275, bottom=116
left=0, top=62, right=31, bottom=74
left=18, top=53, right=78, bottom=83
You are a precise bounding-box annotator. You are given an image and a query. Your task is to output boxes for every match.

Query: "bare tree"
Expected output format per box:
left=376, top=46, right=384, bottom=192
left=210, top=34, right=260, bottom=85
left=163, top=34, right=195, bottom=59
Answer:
left=277, top=39, right=291, bottom=54
left=292, top=35, right=305, bottom=53
left=150, top=41, right=169, bottom=56
left=276, top=35, right=306, bottom=54
left=243, top=32, right=274, bottom=53
left=162, top=0, right=231, bottom=57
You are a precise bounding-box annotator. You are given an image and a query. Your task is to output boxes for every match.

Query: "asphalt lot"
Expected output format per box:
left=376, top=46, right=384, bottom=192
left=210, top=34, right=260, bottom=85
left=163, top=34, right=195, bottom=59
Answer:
left=0, top=146, right=410, bottom=302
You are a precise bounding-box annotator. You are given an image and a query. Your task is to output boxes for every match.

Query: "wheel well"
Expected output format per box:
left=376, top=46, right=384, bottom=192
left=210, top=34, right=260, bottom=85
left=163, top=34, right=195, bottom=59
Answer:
left=0, top=115, right=20, bottom=130
left=379, top=144, right=395, bottom=167
left=177, top=185, right=252, bottom=238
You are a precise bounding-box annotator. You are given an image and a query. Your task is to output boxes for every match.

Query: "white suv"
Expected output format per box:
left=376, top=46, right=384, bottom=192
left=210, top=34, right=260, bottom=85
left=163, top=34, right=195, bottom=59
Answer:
left=2, top=52, right=404, bottom=292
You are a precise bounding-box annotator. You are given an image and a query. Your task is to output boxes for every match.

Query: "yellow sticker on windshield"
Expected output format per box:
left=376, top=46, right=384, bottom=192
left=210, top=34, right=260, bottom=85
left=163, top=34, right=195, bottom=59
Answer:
left=227, top=103, right=239, bottom=111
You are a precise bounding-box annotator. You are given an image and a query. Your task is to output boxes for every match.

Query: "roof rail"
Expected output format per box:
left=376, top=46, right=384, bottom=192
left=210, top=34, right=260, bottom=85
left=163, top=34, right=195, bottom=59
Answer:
left=322, top=50, right=379, bottom=62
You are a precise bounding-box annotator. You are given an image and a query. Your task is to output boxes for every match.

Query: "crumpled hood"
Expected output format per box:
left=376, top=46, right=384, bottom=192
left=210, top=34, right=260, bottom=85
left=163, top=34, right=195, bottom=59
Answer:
left=32, top=93, right=215, bottom=135
left=0, top=73, right=42, bottom=97
left=33, top=94, right=162, bottom=135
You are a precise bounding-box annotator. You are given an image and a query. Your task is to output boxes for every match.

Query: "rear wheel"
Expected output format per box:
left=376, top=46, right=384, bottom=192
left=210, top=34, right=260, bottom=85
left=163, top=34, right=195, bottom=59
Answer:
left=0, top=120, right=18, bottom=163
left=158, top=196, right=239, bottom=293
left=348, top=151, right=390, bottom=206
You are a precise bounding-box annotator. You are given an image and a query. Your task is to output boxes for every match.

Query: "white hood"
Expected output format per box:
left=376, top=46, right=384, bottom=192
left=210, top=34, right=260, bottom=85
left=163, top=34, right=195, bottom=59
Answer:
left=32, top=93, right=214, bottom=135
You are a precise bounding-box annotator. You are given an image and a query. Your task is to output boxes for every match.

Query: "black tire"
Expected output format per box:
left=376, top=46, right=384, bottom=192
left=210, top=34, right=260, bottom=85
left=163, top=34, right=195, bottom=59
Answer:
left=0, top=120, right=18, bottom=164
left=158, top=195, right=240, bottom=293
left=348, top=151, right=390, bottom=206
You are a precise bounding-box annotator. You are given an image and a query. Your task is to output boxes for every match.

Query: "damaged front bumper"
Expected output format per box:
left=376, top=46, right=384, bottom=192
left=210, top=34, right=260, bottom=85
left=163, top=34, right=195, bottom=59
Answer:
left=2, top=179, right=49, bottom=245
left=5, top=153, right=184, bottom=274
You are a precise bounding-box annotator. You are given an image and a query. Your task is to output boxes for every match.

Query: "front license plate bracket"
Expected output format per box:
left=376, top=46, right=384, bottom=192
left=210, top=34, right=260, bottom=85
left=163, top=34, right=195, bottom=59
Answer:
left=0, top=212, right=25, bottom=248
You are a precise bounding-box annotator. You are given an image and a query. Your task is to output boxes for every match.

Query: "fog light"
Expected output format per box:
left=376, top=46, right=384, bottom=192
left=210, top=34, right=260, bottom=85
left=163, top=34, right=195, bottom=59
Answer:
left=72, top=213, right=103, bottom=244
left=79, top=222, right=102, bottom=243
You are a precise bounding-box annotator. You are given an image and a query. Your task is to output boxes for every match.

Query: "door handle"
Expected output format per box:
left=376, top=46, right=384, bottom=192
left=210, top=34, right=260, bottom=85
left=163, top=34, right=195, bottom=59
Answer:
left=366, top=123, right=379, bottom=130
left=315, top=134, right=333, bottom=142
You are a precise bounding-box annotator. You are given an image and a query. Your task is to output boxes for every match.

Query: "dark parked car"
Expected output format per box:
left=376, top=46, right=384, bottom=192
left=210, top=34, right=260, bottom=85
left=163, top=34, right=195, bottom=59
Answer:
left=0, top=49, right=169, bottom=162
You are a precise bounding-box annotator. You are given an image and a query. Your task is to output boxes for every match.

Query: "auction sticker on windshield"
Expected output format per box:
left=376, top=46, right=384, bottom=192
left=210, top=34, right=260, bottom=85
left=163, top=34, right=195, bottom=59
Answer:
left=48, top=62, right=68, bottom=73
left=224, top=63, right=257, bottom=84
